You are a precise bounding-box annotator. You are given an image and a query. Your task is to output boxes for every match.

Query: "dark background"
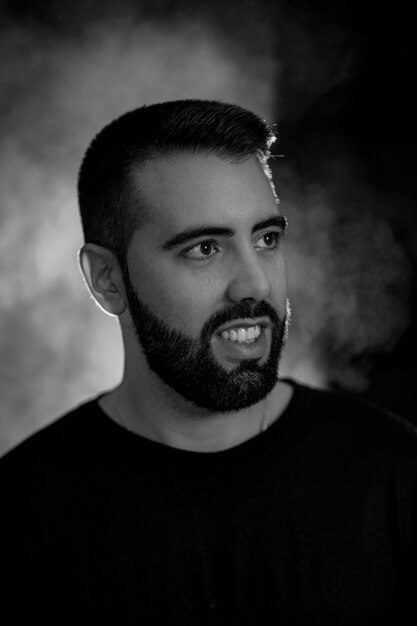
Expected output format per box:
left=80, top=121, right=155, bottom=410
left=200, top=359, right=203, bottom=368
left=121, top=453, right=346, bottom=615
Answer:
left=276, top=1, right=416, bottom=420
left=0, top=0, right=415, bottom=453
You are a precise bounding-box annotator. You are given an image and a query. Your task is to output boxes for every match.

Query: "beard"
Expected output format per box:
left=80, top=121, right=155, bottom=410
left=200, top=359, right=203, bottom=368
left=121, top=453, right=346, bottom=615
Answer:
left=124, top=276, right=288, bottom=413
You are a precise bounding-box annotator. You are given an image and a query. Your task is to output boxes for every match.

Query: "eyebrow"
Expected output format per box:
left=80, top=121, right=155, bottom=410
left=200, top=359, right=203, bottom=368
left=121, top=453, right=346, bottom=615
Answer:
left=162, top=215, right=288, bottom=250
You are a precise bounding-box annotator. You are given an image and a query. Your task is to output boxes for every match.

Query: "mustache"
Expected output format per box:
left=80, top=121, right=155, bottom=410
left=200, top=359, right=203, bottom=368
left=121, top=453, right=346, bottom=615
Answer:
left=201, top=301, right=281, bottom=342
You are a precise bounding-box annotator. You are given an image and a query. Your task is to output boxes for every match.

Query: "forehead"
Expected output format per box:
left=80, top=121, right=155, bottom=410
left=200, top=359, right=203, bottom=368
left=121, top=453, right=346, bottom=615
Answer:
left=131, top=153, right=279, bottom=234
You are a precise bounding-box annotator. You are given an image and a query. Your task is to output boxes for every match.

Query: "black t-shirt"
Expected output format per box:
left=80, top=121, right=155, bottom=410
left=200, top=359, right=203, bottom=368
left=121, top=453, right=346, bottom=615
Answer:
left=1, top=379, right=417, bottom=624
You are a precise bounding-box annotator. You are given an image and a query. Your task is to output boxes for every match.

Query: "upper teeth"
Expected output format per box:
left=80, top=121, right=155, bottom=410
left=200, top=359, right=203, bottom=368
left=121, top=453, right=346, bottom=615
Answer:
left=221, top=325, right=261, bottom=343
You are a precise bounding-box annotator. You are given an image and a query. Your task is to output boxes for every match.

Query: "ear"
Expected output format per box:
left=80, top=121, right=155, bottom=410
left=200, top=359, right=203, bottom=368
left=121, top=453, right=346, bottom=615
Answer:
left=79, top=243, right=127, bottom=316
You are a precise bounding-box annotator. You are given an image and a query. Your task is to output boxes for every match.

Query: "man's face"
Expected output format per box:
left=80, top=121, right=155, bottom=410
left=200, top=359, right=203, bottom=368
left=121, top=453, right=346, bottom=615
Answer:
left=124, top=153, right=288, bottom=412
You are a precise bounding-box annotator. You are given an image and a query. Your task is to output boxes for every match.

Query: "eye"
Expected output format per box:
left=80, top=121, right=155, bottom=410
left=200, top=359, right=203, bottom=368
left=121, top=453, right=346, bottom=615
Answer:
left=254, top=231, right=281, bottom=251
left=182, top=239, right=219, bottom=261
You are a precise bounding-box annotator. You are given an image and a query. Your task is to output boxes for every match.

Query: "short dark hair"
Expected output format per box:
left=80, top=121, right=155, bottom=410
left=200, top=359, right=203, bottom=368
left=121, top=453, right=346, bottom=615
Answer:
left=78, top=99, right=276, bottom=267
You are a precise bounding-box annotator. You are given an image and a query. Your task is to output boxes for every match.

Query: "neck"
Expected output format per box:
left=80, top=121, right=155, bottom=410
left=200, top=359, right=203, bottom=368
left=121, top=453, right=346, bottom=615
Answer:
left=99, top=367, right=292, bottom=453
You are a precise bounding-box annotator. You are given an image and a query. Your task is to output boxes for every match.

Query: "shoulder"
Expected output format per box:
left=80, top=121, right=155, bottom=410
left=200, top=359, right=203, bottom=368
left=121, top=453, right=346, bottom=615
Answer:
left=0, top=398, right=102, bottom=494
left=285, top=378, right=417, bottom=465
left=290, top=378, right=415, bottom=432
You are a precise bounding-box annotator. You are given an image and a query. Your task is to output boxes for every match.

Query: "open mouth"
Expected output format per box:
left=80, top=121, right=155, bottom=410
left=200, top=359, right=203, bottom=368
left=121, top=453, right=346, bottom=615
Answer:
left=219, top=324, right=261, bottom=344
left=211, top=319, right=271, bottom=366
left=216, top=316, right=270, bottom=337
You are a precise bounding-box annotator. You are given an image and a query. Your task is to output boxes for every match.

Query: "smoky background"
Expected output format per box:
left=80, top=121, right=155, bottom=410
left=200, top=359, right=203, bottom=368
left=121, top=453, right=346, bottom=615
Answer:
left=0, top=0, right=415, bottom=454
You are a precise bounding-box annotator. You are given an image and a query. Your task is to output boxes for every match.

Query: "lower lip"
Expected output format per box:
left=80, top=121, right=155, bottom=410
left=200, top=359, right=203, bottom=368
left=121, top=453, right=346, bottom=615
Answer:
left=212, top=328, right=270, bottom=363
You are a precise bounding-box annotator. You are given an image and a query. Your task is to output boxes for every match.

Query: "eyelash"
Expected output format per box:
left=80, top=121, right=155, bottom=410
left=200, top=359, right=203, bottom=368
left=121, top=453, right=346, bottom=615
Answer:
left=182, top=232, right=282, bottom=262
left=182, top=239, right=219, bottom=261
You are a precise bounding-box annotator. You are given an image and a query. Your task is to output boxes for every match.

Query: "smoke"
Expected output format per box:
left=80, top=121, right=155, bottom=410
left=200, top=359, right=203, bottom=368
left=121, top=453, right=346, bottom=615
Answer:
left=278, top=164, right=412, bottom=390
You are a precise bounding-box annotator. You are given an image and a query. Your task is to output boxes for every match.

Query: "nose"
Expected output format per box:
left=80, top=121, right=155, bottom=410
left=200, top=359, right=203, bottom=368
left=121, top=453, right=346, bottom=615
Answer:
left=226, top=248, right=271, bottom=303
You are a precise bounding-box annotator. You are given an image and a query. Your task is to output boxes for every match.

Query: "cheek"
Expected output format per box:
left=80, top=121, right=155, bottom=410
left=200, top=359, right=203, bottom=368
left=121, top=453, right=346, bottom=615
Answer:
left=131, top=262, right=219, bottom=336
left=267, top=258, right=287, bottom=308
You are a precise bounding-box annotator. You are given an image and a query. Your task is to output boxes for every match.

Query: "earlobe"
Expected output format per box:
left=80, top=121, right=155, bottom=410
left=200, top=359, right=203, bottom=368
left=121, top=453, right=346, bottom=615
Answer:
left=79, top=243, right=127, bottom=316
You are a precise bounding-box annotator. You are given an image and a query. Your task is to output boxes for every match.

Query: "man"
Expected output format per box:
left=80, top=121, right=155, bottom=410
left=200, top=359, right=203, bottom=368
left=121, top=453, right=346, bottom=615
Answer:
left=1, top=100, right=417, bottom=624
